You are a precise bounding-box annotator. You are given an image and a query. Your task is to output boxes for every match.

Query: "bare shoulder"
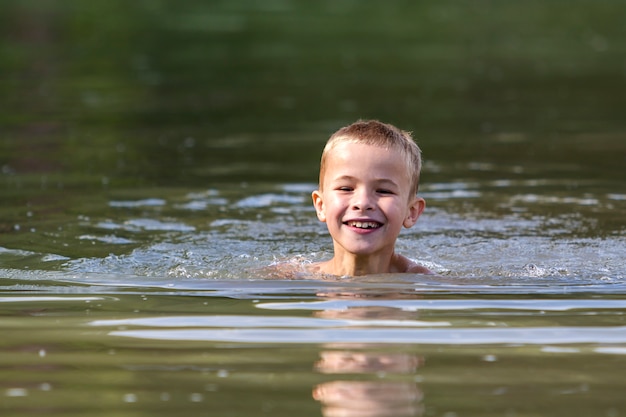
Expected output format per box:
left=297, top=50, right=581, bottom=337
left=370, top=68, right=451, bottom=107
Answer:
left=396, top=254, right=435, bottom=275
left=407, top=263, right=435, bottom=275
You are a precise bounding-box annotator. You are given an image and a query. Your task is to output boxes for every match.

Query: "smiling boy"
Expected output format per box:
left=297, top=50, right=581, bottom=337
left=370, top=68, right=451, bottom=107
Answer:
left=310, top=120, right=431, bottom=276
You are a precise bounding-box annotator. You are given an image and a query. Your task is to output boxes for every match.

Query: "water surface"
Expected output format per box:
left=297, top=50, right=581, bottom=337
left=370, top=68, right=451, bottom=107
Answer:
left=1, top=1, right=625, bottom=416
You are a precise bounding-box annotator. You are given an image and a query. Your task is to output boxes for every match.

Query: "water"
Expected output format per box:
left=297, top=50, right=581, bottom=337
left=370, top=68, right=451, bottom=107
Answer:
left=2, top=1, right=626, bottom=416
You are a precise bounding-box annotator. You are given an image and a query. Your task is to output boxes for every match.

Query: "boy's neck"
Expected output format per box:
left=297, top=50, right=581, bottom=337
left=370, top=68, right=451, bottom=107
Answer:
left=322, top=251, right=403, bottom=276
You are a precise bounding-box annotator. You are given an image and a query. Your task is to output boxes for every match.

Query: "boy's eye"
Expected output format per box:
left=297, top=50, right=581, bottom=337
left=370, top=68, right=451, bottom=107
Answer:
left=337, top=187, right=353, bottom=192
left=377, top=189, right=394, bottom=194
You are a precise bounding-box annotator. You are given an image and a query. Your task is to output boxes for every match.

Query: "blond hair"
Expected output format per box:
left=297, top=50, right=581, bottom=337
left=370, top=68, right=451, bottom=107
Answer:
left=318, top=120, right=423, bottom=196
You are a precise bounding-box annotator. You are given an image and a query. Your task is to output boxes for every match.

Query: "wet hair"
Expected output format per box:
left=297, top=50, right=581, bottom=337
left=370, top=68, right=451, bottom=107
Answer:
left=318, top=120, right=423, bottom=196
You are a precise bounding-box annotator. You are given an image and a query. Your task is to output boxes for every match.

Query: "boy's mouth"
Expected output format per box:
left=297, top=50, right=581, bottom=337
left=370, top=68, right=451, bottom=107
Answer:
left=344, top=220, right=382, bottom=229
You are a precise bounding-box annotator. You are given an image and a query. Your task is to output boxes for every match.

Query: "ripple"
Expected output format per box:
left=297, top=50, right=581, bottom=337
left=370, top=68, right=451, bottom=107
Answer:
left=78, top=235, right=135, bottom=244
left=256, top=299, right=626, bottom=312
left=108, top=326, right=626, bottom=345
left=0, top=296, right=110, bottom=303
left=607, top=193, right=626, bottom=201
left=90, top=315, right=448, bottom=328
left=235, top=193, right=306, bottom=208
left=0, top=247, right=36, bottom=257
left=175, top=198, right=228, bottom=210
left=95, top=219, right=195, bottom=232
left=510, top=194, right=600, bottom=206
left=594, top=347, right=626, bottom=355
left=109, top=199, right=166, bottom=208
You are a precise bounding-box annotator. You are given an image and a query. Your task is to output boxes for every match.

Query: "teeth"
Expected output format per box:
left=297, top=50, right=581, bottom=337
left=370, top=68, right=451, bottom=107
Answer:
left=348, top=221, right=380, bottom=229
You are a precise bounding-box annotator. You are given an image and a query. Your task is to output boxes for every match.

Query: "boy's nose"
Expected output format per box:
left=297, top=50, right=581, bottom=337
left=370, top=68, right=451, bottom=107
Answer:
left=351, top=190, right=374, bottom=211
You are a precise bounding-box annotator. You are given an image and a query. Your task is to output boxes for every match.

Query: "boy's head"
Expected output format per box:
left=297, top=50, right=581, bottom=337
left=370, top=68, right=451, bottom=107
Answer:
left=311, top=119, right=428, bottom=275
left=318, top=120, right=423, bottom=197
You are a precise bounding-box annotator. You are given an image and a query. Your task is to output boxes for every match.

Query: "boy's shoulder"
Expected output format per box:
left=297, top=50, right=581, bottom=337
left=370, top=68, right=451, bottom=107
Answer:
left=396, top=254, right=434, bottom=275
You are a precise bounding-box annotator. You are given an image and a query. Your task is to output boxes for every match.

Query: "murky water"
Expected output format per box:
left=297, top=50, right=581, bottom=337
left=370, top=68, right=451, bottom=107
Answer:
left=2, top=1, right=626, bottom=416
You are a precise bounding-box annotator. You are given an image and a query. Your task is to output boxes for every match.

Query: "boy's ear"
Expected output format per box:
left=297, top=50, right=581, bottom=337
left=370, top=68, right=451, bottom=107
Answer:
left=312, top=190, right=326, bottom=222
left=403, top=197, right=425, bottom=228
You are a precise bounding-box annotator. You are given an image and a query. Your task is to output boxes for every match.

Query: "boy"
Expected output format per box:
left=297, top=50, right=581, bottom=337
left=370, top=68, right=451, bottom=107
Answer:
left=310, top=119, right=431, bottom=276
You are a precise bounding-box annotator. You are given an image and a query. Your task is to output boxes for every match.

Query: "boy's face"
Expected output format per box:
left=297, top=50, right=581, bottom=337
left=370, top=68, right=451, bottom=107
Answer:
left=312, top=142, right=424, bottom=258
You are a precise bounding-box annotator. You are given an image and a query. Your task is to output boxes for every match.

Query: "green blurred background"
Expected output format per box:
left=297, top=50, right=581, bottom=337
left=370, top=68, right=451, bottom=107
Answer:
left=1, top=0, right=625, bottom=188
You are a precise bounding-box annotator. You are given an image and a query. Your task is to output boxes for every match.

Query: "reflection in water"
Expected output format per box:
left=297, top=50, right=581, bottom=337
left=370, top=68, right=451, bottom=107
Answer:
left=312, top=300, right=424, bottom=417
left=313, top=349, right=424, bottom=417
left=315, top=350, right=422, bottom=375
left=313, top=379, right=423, bottom=417
left=315, top=305, right=419, bottom=321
